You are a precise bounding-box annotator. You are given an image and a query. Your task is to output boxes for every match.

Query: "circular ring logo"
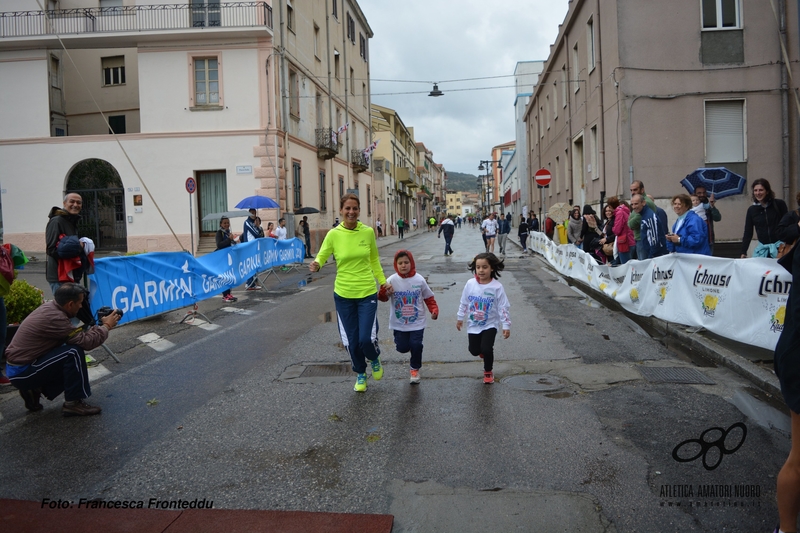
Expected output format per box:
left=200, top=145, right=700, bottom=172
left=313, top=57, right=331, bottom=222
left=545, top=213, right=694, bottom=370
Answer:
left=671, top=422, right=747, bottom=471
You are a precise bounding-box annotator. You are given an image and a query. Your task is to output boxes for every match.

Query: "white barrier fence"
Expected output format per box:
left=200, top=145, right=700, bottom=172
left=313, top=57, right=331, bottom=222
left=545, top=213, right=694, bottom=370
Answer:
left=529, top=232, right=790, bottom=351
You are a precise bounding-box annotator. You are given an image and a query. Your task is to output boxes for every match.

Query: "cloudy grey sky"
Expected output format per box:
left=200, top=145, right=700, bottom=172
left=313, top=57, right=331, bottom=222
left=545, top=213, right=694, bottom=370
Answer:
left=357, top=0, right=569, bottom=175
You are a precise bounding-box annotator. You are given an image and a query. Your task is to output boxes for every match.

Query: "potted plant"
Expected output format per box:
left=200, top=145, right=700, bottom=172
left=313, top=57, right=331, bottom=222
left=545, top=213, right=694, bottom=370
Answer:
left=5, top=279, right=44, bottom=346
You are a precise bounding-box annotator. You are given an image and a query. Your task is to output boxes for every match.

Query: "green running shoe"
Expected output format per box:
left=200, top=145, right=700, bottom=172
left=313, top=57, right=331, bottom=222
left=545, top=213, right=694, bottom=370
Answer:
left=354, top=373, right=367, bottom=392
left=370, top=357, right=383, bottom=381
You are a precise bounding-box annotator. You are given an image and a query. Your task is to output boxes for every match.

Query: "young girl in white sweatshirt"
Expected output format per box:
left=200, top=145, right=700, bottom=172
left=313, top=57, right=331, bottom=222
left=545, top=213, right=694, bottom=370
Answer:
left=456, top=253, right=511, bottom=384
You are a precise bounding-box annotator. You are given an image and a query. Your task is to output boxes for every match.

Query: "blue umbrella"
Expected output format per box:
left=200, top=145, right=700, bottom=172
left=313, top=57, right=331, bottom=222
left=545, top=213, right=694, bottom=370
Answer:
left=235, top=195, right=280, bottom=209
left=680, top=167, right=746, bottom=200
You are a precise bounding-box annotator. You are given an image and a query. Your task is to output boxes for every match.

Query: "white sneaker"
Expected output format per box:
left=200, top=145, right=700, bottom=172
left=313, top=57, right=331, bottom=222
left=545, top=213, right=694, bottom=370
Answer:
left=410, top=369, right=420, bottom=384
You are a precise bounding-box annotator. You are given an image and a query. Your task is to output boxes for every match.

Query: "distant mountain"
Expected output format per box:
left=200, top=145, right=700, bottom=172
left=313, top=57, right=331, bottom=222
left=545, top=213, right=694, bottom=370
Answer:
left=445, top=171, right=479, bottom=193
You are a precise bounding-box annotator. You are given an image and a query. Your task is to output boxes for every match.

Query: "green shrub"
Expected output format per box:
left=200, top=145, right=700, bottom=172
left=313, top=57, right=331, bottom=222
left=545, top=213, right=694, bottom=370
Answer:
left=5, top=279, right=44, bottom=324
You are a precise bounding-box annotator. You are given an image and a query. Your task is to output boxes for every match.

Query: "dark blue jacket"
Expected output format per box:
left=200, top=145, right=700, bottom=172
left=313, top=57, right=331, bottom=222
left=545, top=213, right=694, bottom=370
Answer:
left=438, top=219, right=454, bottom=238
left=241, top=217, right=259, bottom=243
left=56, top=235, right=83, bottom=258
left=498, top=216, right=511, bottom=235
left=639, top=205, right=667, bottom=259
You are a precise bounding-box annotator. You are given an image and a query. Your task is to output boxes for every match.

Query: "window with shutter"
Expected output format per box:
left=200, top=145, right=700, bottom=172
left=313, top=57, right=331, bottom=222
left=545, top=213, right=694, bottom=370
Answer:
left=705, top=100, right=745, bottom=163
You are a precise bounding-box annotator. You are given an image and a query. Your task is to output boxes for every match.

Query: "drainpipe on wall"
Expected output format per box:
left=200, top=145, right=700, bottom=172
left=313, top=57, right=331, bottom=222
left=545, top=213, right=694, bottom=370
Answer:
left=565, top=33, right=574, bottom=209
left=325, top=0, right=334, bottom=221
left=780, top=0, right=790, bottom=200
left=342, top=15, right=351, bottom=188
left=265, top=55, right=279, bottom=210
left=536, top=94, right=543, bottom=220
left=276, top=0, right=289, bottom=214
left=595, top=0, right=607, bottom=200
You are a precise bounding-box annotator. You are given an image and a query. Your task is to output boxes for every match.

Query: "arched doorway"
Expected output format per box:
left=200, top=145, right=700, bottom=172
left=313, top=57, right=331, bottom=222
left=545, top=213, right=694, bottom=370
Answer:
left=66, top=159, right=127, bottom=252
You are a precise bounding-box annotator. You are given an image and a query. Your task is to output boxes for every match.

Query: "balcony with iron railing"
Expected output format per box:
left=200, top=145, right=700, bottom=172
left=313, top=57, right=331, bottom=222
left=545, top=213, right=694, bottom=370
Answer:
left=396, top=166, right=417, bottom=188
left=315, top=128, right=338, bottom=160
left=0, top=2, right=272, bottom=47
left=351, top=149, right=369, bottom=174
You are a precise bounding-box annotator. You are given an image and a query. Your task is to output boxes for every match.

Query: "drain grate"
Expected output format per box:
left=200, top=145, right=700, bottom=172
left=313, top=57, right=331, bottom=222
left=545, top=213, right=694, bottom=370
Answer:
left=300, top=363, right=352, bottom=378
left=637, top=366, right=715, bottom=385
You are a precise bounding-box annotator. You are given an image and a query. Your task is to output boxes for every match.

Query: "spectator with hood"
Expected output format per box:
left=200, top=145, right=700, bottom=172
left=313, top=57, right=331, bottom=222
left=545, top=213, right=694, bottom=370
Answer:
left=610, top=197, right=634, bottom=264
left=580, top=205, right=603, bottom=259
left=378, top=249, right=438, bottom=384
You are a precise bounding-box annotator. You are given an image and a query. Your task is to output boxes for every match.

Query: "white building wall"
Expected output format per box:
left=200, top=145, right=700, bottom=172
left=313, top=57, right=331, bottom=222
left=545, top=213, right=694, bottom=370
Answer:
left=0, top=51, right=51, bottom=139
left=139, top=48, right=262, bottom=133
left=513, top=60, right=543, bottom=210
left=0, top=133, right=262, bottom=252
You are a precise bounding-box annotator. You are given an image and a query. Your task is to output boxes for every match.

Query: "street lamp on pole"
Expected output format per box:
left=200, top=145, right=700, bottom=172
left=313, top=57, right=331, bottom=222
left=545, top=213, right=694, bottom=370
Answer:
left=478, top=160, right=502, bottom=216
left=475, top=178, right=485, bottom=217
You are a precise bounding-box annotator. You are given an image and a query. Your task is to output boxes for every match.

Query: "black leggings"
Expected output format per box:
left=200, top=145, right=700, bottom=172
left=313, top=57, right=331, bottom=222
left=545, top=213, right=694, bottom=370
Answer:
left=468, top=328, right=497, bottom=371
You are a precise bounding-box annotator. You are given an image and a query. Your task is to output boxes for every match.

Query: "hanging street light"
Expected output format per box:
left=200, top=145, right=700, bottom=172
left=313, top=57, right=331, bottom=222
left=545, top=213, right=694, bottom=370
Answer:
left=428, top=83, right=443, bottom=97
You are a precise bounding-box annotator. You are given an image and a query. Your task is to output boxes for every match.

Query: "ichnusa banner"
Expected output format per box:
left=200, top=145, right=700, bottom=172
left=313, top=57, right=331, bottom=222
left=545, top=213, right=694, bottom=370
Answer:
left=88, top=238, right=305, bottom=324
left=528, top=231, right=790, bottom=351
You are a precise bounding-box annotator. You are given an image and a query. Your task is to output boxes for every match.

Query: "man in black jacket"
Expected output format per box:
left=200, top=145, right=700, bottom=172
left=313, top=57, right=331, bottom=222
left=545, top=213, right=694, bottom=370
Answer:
left=45, top=193, right=83, bottom=296
left=438, top=216, right=455, bottom=256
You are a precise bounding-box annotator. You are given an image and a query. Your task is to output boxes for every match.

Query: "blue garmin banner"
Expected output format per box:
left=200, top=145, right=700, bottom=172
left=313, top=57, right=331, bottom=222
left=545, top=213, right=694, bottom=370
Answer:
left=88, top=238, right=305, bottom=325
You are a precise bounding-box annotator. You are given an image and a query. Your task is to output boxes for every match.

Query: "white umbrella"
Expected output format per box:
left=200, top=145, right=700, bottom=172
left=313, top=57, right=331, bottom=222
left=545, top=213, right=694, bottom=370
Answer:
left=547, top=203, right=571, bottom=224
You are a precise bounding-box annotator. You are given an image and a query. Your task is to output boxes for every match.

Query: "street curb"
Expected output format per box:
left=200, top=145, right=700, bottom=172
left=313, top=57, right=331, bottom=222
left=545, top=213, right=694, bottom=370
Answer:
left=516, top=239, right=783, bottom=401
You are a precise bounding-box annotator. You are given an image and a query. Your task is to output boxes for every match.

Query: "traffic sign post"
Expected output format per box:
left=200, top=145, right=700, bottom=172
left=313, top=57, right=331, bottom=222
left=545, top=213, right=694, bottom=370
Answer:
left=534, top=168, right=552, bottom=188
left=186, top=178, right=196, bottom=256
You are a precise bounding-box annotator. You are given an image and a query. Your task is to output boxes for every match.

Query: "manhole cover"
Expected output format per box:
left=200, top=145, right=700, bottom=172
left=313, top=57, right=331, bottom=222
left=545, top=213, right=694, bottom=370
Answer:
left=300, top=363, right=352, bottom=378
left=501, top=374, right=565, bottom=392
left=637, top=367, right=715, bottom=385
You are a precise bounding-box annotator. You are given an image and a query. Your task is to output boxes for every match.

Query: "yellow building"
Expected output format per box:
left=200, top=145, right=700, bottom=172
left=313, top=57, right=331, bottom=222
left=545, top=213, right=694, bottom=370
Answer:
left=371, top=104, right=418, bottom=230
left=445, top=192, right=462, bottom=218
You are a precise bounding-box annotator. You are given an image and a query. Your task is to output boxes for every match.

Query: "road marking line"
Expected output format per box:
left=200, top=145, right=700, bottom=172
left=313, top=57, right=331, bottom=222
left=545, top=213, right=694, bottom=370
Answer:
left=180, top=317, right=222, bottom=331
left=137, top=333, right=176, bottom=352
left=138, top=333, right=160, bottom=343
left=220, top=307, right=256, bottom=315
left=88, top=364, right=111, bottom=381
left=299, top=286, right=320, bottom=292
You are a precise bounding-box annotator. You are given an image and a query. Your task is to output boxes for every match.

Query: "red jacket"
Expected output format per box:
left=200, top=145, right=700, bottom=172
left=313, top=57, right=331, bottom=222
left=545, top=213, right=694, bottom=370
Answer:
left=612, top=205, right=635, bottom=253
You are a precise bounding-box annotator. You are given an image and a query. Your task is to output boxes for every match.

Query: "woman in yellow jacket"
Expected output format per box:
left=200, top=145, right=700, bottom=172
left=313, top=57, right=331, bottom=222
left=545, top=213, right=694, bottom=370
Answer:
left=310, top=194, right=393, bottom=392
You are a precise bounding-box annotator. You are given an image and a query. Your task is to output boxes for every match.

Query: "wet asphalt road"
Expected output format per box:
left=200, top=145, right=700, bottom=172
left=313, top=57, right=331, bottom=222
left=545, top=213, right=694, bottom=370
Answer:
left=0, top=227, right=790, bottom=532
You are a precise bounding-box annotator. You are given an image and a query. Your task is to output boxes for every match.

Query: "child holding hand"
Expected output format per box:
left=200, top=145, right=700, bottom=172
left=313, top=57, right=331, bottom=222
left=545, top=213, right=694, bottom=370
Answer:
left=378, top=250, right=438, bottom=383
left=456, top=253, right=511, bottom=384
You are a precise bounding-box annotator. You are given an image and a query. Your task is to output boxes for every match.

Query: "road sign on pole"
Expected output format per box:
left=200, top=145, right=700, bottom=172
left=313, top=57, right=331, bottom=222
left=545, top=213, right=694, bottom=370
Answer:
left=186, top=177, right=196, bottom=256
left=534, top=168, right=552, bottom=188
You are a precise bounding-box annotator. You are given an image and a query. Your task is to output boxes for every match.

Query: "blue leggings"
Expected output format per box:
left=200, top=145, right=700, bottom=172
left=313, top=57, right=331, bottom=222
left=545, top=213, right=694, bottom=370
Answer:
left=334, top=293, right=380, bottom=374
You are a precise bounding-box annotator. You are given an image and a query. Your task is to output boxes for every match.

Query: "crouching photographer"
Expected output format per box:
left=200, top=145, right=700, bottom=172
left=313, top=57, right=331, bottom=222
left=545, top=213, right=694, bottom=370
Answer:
left=5, top=283, right=120, bottom=417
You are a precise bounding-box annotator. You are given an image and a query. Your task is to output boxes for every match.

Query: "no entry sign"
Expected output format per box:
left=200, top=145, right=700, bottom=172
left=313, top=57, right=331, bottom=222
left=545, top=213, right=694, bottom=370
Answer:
left=534, top=168, right=552, bottom=187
